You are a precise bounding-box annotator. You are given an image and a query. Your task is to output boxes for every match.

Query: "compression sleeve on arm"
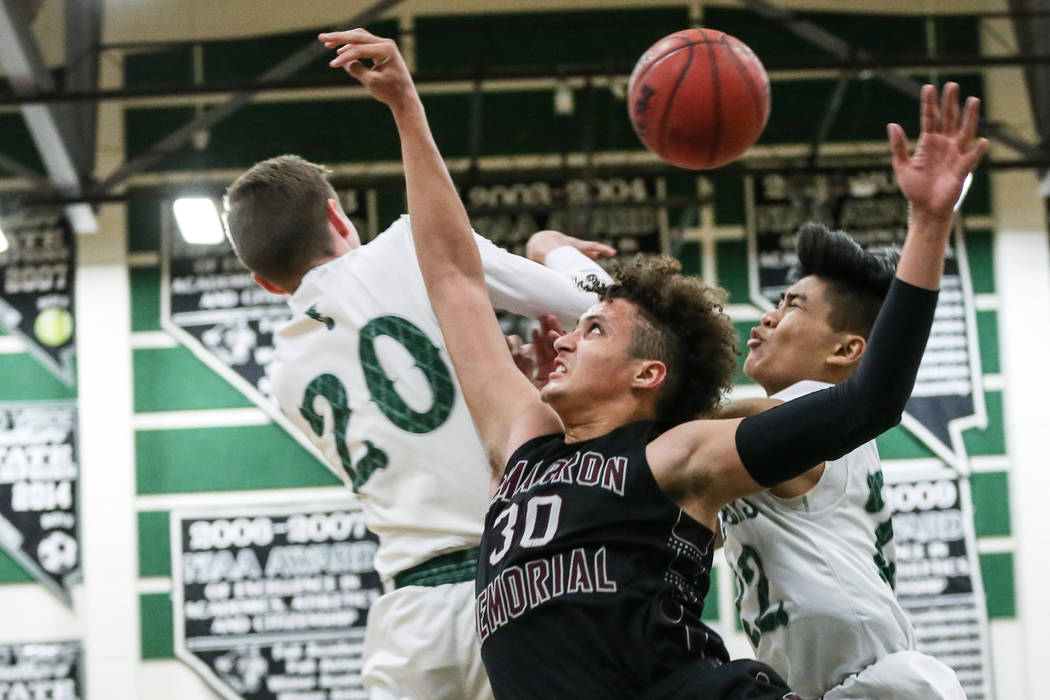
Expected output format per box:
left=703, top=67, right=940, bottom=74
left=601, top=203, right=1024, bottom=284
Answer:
left=475, top=233, right=598, bottom=327
left=735, top=278, right=938, bottom=488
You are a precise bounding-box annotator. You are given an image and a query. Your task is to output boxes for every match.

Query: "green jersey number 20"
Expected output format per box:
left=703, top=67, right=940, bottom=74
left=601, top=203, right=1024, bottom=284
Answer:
left=298, top=315, right=456, bottom=491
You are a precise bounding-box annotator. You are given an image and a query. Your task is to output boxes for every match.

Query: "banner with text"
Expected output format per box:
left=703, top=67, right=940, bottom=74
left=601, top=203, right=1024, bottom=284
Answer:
left=0, top=211, right=76, bottom=385
left=171, top=502, right=382, bottom=700
left=886, top=467, right=993, bottom=699
left=0, top=402, right=79, bottom=606
left=0, top=640, right=82, bottom=699
left=746, top=171, right=986, bottom=470
left=463, top=175, right=669, bottom=259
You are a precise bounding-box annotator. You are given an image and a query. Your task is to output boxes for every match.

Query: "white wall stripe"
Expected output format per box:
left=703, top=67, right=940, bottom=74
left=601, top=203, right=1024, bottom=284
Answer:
left=138, top=577, right=173, bottom=595
left=0, top=336, right=27, bottom=354
left=136, top=486, right=351, bottom=512
left=130, top=331, right=179, bottom=349
left=128, top=251, right=161, bottom=268
left=970, top=456, right=1010, bottom=472
left=976, top=537, right=1015, bottom=554
left=983, top=374, right=1005, bottom=391
left=132, top=407, right=271, bottom=431
left=974, top=294, right=999, bottom=311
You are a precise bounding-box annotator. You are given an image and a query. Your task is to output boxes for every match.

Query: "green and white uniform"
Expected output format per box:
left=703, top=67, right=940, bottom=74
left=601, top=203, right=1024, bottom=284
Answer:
left=269, top=216, right=605, bottom=700
left=720, top=380, right=964, bottom=700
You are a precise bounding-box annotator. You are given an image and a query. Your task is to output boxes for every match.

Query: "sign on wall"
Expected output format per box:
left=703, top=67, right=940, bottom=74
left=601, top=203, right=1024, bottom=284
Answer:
left=0, top=211, right=76, bottom=385
left=886, top=466, right=994, bottom=700
left=170, top=502, right=382, bottom=700
left=463, top=175, right=669, bottom=259
left=0, top=402, right=80, bottom=606
left=0, top=640, right=83, bottom=699
left=746, top=171, right=987, bottom=471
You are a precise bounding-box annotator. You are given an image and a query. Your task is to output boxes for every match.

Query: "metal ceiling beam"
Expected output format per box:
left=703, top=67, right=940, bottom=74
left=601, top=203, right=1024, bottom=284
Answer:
left=62, top=0, right=102, bottom=178
left=8, top=51, right=1050, bottom=108
left=0, top=0, right=96, bottom=232
left=736, top=0, right=1050, bottom=163
left=1009, top=1, right=1050, bottom=155
left=95, top=0, right=405, bottom=194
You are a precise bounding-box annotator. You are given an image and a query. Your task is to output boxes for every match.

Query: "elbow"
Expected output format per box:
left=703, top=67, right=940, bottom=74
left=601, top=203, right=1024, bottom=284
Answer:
left=861, top=406, right=904, bottom=439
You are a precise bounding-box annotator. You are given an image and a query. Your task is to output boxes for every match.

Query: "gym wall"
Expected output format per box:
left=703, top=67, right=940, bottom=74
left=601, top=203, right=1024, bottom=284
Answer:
left=0, top=1, right=1044, bottom=698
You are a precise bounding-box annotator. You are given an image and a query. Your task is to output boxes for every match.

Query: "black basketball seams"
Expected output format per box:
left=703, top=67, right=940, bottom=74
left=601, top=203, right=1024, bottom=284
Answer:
left=657, top=42, right=696, bottom=157
left=631, top=34, right=693, bottom=87
left=702, top=40, right=723, bottom=166
left=718, top=34, right=769, bottom=132
left=630, top=34, right=721, bottom=87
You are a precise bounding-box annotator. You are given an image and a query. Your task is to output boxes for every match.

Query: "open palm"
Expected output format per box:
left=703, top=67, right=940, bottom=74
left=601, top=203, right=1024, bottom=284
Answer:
left=888, top=83, right=988, bottom=223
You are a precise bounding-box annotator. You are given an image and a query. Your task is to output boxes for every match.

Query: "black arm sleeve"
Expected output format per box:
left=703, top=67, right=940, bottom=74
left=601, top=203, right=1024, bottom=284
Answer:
left=735, top=278, right=938, bottom=488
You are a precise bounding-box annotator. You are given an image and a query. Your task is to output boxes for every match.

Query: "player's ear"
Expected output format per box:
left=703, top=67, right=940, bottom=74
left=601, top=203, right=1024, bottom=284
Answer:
left=253, top=273, right=288, bottom=296
left=327, top=199, right=360, bottom=246
left=827, top=334, right=866, bottom=368
left=632, top=359, right=668, bottom=392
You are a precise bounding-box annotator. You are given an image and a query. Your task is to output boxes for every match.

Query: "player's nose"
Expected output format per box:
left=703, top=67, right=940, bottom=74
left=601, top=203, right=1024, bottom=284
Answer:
left=553, top=329, right=576, bottom=352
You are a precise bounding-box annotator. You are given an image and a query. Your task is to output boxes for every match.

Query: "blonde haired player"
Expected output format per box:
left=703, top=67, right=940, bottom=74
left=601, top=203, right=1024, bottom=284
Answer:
left=223, top=154, right=610, bottom=700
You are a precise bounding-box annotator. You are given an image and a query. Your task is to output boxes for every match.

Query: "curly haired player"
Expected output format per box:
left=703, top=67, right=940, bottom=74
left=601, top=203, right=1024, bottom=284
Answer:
left=322, top=27, right=986, bottom=699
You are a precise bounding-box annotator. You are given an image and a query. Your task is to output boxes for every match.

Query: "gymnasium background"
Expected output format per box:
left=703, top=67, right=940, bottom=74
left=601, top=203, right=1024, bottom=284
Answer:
left=0, top=0, right=1047, bottom=698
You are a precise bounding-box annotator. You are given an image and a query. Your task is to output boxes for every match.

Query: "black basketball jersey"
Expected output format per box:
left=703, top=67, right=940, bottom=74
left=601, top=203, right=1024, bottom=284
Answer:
left=476, top=420, right=729, bottom=699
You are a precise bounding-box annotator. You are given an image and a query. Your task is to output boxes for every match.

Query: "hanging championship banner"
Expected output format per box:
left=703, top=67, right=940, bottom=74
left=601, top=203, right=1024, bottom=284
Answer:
left=0, top=640, right=83, bottom=699
left=463, top=175, right=669, bottom=258
left=0, top=211, right=76, bottom=385
left=0, top=402, right=79, bottom=607
left=746, top=171, right=986, bottom=471
left=161, top=190, right=374, bottom=463
left=885, top=466, right=994, bottom=699
left=171, top=502, right=382, bottom=700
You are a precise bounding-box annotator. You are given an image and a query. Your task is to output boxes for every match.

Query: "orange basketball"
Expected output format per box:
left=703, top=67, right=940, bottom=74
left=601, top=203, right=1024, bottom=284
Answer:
left=627, top=28, right=771, bottom=170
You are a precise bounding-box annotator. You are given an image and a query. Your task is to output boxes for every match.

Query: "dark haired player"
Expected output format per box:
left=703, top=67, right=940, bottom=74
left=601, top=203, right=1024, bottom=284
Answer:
left=720, top=224, right=964, bottom=699
left=322, top=28, right=986, bottom=699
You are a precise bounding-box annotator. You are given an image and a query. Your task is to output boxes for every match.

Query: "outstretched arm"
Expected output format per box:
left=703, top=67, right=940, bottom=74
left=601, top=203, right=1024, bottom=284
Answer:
left=650, top=83, right=988, bottom=521
left=321, top=30, right=562, bottom=474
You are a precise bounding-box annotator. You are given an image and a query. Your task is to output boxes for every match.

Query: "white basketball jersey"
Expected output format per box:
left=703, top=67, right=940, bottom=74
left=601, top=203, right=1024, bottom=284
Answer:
left=719, top=380, right=915, bottom=700
left=270, top=216, right=599, bottom=579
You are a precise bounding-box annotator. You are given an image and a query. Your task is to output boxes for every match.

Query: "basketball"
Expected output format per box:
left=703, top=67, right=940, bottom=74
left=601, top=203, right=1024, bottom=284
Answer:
left=627, top=28, right=771, bottom=169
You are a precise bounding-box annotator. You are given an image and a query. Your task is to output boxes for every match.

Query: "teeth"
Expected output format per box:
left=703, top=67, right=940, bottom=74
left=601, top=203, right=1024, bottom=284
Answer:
left=554, top=366, right=567, bottom=374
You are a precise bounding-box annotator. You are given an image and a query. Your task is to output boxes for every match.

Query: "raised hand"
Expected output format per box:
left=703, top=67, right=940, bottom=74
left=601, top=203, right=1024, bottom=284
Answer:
left=319, top=29, right=416, bottom=110
left=887, top=83, right=989, bottom=227
left=529, top=314, right=566, bottom=389
left=525, top=230, right=616, bottom=263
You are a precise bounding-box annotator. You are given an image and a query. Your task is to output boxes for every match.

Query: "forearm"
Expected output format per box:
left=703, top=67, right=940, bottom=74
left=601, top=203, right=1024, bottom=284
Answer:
left=735, top=278, right=937, bottom=487
left=542, top=245, right=614, bottom=286
left=895, top=208, right=953, bottom=291
left=479, top=237, right=598, bottom=327
left=392, top=99, right=484, bottom=292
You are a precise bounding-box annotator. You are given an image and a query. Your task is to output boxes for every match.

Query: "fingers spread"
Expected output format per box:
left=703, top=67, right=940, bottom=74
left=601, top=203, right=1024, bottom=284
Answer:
left=345, top=60, right=369, bottom=81
left=964, top=137, right=990, bottom=172
left=318, top=28, right=383, bottom=46
left=940, top=82, right=960, bottom=134
left=887, top=123, right=909, bottom=165
left=920, top=84, right=939, bottom=135
left=958, top=96, right=981, bottom=147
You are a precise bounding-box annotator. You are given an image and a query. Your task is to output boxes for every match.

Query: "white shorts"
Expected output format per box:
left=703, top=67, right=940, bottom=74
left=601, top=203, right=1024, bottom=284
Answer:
left=362, top=580, right=492, bottom=700
left=823, top=650, right=965, bottom=700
